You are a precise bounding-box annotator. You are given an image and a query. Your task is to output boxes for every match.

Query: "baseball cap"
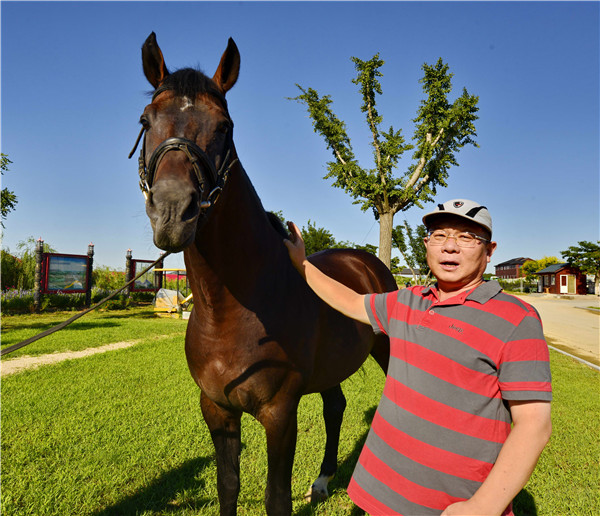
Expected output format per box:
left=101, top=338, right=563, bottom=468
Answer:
left=422, top=199, right=492, bottom=235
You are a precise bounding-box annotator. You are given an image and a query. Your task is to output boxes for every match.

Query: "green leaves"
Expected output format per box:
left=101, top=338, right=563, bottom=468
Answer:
left=290, top=53, right=479, bottom=266
left=561, top=241, right=600, bottom=276
left=1, top=153, right=18, bottom=229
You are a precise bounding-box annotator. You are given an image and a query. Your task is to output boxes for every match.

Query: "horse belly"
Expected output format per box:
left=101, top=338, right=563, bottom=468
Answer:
left=304, top=311, right=375, bottom=393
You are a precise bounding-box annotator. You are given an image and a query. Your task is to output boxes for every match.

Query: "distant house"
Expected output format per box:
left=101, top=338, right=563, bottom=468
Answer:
left=494, top=257, right=532, bottom=279
left=535, top=263, right=587, bottom=295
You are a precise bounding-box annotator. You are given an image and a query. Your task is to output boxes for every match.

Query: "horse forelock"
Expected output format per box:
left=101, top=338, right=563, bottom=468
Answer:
left=150, top=68, right=228, bottom=110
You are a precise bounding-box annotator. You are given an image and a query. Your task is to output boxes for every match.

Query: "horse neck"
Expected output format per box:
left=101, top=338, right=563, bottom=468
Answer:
left=183, top=160, right=287, bottom=302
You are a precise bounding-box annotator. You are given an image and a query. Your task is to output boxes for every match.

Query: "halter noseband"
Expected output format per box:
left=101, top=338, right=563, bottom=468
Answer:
left=128, top=87, right=238, bottom=210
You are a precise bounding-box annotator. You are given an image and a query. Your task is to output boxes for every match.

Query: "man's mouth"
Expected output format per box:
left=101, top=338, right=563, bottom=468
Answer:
left=440, top=260, right=460, bottom=271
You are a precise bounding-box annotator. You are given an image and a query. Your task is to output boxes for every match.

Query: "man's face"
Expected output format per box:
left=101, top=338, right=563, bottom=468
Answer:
left=424, top=215, right=497, bottom=294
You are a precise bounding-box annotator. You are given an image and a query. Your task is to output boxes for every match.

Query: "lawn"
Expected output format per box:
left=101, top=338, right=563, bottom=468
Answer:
left=1, top=309, right=598, bottom=515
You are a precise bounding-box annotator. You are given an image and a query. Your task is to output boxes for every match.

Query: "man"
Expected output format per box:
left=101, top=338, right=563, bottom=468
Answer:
left=284, top=199, right=552, bottom=516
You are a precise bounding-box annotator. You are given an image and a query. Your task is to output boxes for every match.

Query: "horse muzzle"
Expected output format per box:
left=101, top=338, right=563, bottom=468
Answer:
left=146, top=178, right=200, bottom=252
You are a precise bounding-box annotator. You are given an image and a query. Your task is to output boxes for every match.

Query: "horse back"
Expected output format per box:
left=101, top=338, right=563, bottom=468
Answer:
left=308, top=248, right=398, bottom=295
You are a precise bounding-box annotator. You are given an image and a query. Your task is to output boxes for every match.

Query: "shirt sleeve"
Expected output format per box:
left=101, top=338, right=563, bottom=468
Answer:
left=498, top=305, right=552, bottom=401
left=364, top=291, right=393, bottom=335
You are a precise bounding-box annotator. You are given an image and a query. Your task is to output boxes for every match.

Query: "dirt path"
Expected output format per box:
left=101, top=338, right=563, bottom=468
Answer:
left=0, top=340, right=139, bottom=377
left=520, top=294, right=600, bottom=367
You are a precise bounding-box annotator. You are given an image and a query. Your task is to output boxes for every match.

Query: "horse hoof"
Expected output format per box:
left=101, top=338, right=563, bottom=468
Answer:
left=304, top=474, right=333, bottom=504
left=304, top=485, right=328, bottom=504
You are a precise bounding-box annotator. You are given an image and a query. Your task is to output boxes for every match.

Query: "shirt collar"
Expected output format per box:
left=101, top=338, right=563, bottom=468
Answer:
left=422, top=280, right=502, bottom=305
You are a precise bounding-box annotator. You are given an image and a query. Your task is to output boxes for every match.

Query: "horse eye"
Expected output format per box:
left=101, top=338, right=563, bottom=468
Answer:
left=216, top=121, right=230, bottom=134
left=140, top=116, right=150, bottom=129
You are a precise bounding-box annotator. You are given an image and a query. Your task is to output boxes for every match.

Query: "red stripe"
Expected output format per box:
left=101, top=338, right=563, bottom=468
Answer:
left=358, top=446, right=453, bottom=510
left=499, top=381, right=552, bottom=393
left=501, top=338, right=550, bottom=362
left=384, top=377, right=510, bottom=443
left=390, top=338, right=501, bottom=398
left=475, top=297, right=531, bottom=326
left=347, top=478, right=398, bottom=515
left=372, top=411, right=494, bottom=481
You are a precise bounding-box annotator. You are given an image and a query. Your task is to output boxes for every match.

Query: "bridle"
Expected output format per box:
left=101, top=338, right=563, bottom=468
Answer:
left=128, top=86, right=238, bottom=211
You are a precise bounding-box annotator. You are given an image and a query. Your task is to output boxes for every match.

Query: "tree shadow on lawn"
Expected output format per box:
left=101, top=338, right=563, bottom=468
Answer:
left=93, top=456, right=216, bottom=515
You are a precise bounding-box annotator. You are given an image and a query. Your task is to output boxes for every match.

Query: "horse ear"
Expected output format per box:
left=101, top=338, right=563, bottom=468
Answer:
left=212, top=38, right=240, bottom=94
left=142, top=32, right=170, bottom=89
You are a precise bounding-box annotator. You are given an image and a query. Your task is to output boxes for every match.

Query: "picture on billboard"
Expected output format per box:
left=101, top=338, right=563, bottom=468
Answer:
left=130, top=259, right=159, bottom=292
left=44, top=254, right=89, bottom=293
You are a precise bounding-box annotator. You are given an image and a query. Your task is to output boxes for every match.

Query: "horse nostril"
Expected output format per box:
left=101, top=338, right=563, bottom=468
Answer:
left=181, top=192, right=200, bottom=222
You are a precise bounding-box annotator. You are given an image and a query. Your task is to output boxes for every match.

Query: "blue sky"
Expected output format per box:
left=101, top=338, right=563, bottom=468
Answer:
left=2, top=1, right=598, bottom=275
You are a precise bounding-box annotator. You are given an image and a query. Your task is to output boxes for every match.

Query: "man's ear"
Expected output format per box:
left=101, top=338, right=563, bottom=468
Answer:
left=486, top=241, right=498, bottom=262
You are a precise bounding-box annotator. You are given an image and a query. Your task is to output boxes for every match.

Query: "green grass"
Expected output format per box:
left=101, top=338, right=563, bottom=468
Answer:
left=1, top=306, right=187, bottom=358
left=1, top=310, right=599, bottom=515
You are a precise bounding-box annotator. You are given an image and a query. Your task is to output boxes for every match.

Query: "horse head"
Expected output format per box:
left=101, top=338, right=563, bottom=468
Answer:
left=131, top=32, right=240, bottom=252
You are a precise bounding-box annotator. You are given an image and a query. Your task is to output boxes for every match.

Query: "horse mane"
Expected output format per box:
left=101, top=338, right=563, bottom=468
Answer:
left=151, top=68, right=227, bottom=107
left=266, top=212, right=290, bottom=240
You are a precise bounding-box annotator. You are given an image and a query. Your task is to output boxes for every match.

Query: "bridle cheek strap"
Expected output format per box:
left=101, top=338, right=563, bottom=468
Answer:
left=128, top=127, right=237, bottom=208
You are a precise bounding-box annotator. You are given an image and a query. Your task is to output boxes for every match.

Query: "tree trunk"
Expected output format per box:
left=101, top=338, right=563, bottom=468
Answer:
left=378, top=210, right=394, bottom=269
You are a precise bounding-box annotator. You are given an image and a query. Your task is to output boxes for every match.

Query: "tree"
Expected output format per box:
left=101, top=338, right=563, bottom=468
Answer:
left=270, top=210, right=378, bottom=257
left=520, top=256, right=561, bottom=283
left=1, top=153, right=18, bottom=228
left=301, top=220, right=338, bottom=255
left=1, top=237, right=55, bottom=290
left=290, top=55, right=479, bottom=268
left=392, top=221, right=431, bottom=284
left=561, top=241, right=600, bottom=295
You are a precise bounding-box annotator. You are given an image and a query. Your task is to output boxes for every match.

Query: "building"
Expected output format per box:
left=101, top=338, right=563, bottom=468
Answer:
left=494, top=257, right=532, bottom=279
left=535, top=263, right=588, bottom=295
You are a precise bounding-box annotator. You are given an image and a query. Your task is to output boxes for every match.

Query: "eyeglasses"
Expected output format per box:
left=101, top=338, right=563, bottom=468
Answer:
left=426, top=229, right=490, bottom=248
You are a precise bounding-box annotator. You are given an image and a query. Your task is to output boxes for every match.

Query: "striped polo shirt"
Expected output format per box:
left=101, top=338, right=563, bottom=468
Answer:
left=347, top=280, right=552, bottom=515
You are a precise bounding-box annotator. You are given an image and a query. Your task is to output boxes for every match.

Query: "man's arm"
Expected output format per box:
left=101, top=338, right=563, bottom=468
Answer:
left=284, top=221, right=370, bottom=325
left=442, top=400, right=552, bottom=516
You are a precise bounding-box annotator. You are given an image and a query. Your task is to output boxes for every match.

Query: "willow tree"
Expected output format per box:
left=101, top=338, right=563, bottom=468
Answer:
left=290, top=55, right=479, bottom=267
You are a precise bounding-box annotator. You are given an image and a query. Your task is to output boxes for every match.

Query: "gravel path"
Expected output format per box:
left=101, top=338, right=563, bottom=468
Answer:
left=1, top=340, right=139, bottom=377
left=520, top=293, right=599, bottom=367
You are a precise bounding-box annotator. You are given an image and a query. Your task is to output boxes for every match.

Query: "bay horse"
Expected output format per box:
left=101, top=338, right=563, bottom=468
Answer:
left=130, top=32, right=398, bottom=515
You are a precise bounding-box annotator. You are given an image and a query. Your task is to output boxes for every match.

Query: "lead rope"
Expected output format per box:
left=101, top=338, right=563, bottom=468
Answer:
left=1, top=252, right=172, bottom=357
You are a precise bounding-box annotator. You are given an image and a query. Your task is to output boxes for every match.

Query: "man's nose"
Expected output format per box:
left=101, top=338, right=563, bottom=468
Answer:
left=442, top=235, right=461, bottom=251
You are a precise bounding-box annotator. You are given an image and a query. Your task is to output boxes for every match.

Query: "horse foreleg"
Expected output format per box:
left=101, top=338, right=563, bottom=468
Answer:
left=305, top=384, right=347, bottom=503
left=260, top=399, right=299, bottom=516
left=200, top=392, right=242, bottom=516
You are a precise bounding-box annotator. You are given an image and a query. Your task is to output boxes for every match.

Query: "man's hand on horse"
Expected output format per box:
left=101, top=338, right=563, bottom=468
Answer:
left=284, top=221, right=307, bottom=273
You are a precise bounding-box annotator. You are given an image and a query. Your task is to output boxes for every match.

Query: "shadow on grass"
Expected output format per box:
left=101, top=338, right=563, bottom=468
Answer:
left=93, top=456, right=215, bottom=515
left=514, top=488, right=538, bottom=515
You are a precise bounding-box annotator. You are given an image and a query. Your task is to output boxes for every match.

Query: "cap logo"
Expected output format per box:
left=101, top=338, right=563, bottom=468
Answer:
left=453, top=201, right=464, bottom=208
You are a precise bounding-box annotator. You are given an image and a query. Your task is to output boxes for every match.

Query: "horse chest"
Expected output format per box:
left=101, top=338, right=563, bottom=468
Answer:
left=186, top=325, right=298, bottom=413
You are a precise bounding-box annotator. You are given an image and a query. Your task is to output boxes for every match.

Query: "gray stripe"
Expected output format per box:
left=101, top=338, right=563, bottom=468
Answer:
left=379, top=396, right=504, bottom=464
left=502, top=390, right=553, bottom=401
left=507, top=314, right=545, bottom=340
left=499, top=360, right=552, bottom=386
left=389, top=323, right=501, bottom=376
left=433, top=303, right=518, bottom=343
left=352, top=451, right=446, bottom=515
left=388, top=355, right=512, bottom=423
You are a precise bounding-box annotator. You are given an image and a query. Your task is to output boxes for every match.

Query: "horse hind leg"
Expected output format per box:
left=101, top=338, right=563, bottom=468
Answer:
left=305, top=384, right=347, bottom=503
left=200, top=392, right=242, bottom=516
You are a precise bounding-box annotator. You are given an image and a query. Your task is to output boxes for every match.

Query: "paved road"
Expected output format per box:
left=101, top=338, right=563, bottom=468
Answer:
left=520, top=293, right=599, bottom=367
